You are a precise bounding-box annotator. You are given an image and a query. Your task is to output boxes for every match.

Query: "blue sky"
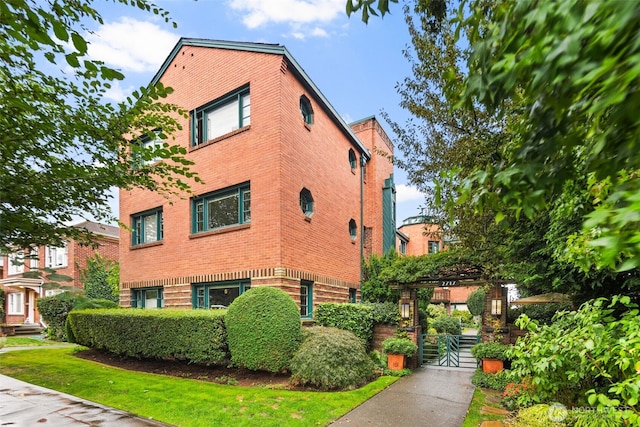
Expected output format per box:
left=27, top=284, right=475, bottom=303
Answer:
left=89, top=0, right=426, bottom=225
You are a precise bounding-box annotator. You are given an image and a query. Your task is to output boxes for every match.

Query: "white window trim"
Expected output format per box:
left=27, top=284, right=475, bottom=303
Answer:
left=8, top=292, right=24, bottom=315
left=8, top=251, right=24, bottom=275
left=45, top=245, right=68, bottom=268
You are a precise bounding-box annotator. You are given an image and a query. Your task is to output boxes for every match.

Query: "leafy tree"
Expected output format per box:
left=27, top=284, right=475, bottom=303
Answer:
left=347, top=0, right=640, bottom=300
left=466, top=287, right=485, bottom=316
left=0, top=0, right=200, bottom=253
left=81, top=254, right=119, bottom=302
left=459, top=0, right=640, bottom=271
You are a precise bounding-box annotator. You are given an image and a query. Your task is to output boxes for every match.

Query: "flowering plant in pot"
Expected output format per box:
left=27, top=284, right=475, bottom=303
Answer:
left=382, top=337, right=418, bottom=370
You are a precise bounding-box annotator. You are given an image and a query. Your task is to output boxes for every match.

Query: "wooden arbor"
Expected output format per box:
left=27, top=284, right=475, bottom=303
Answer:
left=390, top=264, right=509, bottom=337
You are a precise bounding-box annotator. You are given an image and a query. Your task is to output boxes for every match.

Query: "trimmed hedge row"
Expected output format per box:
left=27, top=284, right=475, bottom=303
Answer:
left=67, top=309, right=229, bottom=365
left=315, top=303, right=375, bottom=347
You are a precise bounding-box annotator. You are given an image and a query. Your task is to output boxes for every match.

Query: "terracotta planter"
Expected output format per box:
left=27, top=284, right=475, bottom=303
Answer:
left=482, top=358, right=504, bottom=374
left=387, top=353, right=405, bottom=370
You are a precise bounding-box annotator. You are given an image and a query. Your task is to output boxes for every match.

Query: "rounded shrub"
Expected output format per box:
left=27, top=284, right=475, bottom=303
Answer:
left=431, top=315, right=461, bottom=335
left=225, top=287, right=301, bottom=373
left=290, top=326, right=374, bottom=390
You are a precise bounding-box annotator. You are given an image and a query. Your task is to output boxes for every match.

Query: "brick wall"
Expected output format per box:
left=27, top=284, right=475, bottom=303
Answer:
left=119, top=43, right=387, bottom=312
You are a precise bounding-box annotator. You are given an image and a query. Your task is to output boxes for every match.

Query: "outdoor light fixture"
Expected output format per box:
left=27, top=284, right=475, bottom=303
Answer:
left=401, top=302, right=411, bottom=319
left=491, top=299, right=502, bottom=316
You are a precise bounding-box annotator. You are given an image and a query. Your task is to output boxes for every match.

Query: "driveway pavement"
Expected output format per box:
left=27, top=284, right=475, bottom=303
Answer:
left=330, top=365, right=475, bottom=427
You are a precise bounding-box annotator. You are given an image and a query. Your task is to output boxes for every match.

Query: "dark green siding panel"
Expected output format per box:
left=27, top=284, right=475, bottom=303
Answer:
left=382, top=174, right=396, bottom=253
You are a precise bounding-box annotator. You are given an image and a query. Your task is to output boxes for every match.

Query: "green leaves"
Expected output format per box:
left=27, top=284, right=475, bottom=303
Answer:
left=0, top=1, right=200, bottom=253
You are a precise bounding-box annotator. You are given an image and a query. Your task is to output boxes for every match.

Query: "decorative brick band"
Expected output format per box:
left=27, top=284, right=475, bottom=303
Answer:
left=121, top=267, right=359, bottom=290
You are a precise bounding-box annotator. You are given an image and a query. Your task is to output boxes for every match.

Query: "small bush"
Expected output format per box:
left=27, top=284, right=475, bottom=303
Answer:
left=451, top=309, right=474, bottom=327
left=67, top=309, right=229, bottom=365
left=471, top=369, right=512, bottom=391
left=73, top=297, right=119, bottom=310
left=381, top=337, right=417, bottom=356
left=431, top=316, right=461, bottom=335
left=225, top=287, right=301, bottom=373
left=0, top=337, right=5, bottom=349
left=37, top=292, right=82, bottom=341
left=471, top=341, right=509, bottom=361
left=315, top=303, right=374, bottom=347
left=509, top=404, right=563, bottom=427
left=290, top=326, right=373, bottom=390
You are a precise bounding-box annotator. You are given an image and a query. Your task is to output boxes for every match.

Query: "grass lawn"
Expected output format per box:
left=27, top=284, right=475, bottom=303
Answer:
left=0, top=347, right=397, bottom=427
left=4, top=336, right=60, bottom=347
left=462, top=387, right=508, bottom=427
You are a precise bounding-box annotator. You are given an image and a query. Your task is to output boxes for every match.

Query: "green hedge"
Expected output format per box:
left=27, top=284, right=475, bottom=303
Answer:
left=290, top=326, right=373, bottom=390
left=225, top=287, right=301, bottom=373
left=67, top=309, right=229, bottom=365
left=315, top=303, right=375, bottom=347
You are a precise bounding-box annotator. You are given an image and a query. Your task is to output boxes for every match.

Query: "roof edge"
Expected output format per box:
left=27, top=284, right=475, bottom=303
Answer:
left=150, top=38, right=371, bottom=160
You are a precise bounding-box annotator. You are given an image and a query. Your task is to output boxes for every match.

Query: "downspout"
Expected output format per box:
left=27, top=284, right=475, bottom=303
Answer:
left=360, top=155, right=367, bottom=287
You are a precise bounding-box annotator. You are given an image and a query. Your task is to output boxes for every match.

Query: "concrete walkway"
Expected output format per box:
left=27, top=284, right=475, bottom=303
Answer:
left=330, top=365, right=475, bottom=427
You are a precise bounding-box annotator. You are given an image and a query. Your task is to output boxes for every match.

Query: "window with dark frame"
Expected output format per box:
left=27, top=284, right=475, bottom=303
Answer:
left=300, top=95, right=313, bottom=125
left=300, top=280, right=313, bottom=318
left=349, top=219, right=357, bottom=240
left=349, top=149, right=357, bottom=169
left=192, top=280, right=251, bottom=309
left=191, top=86, right=250, bottom=146
left=131, top=287, right=164, bottom=309
left=193, top=183, right=251, bottom=233
left=300, top=188, right=313, bottom=217
left=132, top=208, right=163, bottom=246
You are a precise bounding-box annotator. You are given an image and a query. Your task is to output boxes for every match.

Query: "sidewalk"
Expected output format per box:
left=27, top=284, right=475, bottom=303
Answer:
left=330, top=365, right=475, bottom=427
left=0, top=374, right=173, bottom=426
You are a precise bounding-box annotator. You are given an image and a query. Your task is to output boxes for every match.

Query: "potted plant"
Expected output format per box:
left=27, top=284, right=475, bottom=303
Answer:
left=382, top=337, right=418, bottom=370
left=471, top=341, right=509, bottom=373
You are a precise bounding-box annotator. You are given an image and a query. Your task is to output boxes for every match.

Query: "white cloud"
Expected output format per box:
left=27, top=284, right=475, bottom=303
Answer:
left=85, top=17, right=179, bottom=73
left=229, top=0, right=343, bottom=38
left=396, top=184, right=424, bottom=203
left=102, top=80, right=135, bottom=103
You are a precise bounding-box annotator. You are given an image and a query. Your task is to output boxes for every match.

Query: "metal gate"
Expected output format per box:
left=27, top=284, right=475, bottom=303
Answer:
left=419, top=334, right=480, bottom=368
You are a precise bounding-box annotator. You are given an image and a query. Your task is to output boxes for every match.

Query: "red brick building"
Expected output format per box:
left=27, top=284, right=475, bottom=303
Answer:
left=0, top=221, right=119, bottom=325
left=396, top=215, right=478, bottom=313
left=119, top=39, right=395, bottom=316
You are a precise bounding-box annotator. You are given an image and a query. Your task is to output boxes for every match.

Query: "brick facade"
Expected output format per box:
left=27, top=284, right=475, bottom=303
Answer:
left=0, top=221, right=119, bottom=325
left=119, top=39, right=394, bottom=314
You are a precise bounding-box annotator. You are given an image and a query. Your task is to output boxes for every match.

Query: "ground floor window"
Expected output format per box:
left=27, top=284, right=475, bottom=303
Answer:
left=300, top=280, right=313, bottom=318
left=349, top=288, right=357, bottom=303
left=192, top=280, right=250, bottom=309
left=8, top=292, right=24, bottom=315
left=132, top=287, right=164, bottom=309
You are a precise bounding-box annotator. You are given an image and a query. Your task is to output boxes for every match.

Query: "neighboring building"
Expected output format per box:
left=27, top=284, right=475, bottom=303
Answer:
left=396, top=215, right=445, bottom=256
left=119, top=39, right=396, bottom=317
left=0, top=221, right=119, bottom=325
left=396, top=215, right=478, bottom=313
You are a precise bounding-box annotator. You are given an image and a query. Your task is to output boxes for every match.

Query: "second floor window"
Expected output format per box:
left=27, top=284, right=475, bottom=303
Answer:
left=45, top=245, right=67, bottom=268
left=192, top=86, right=250, bottom=146
left=8, top=251, right=24, bottom=275
left=132, top=208, right=163, bottom=246
left=193, top=183, right=251, bottom=233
